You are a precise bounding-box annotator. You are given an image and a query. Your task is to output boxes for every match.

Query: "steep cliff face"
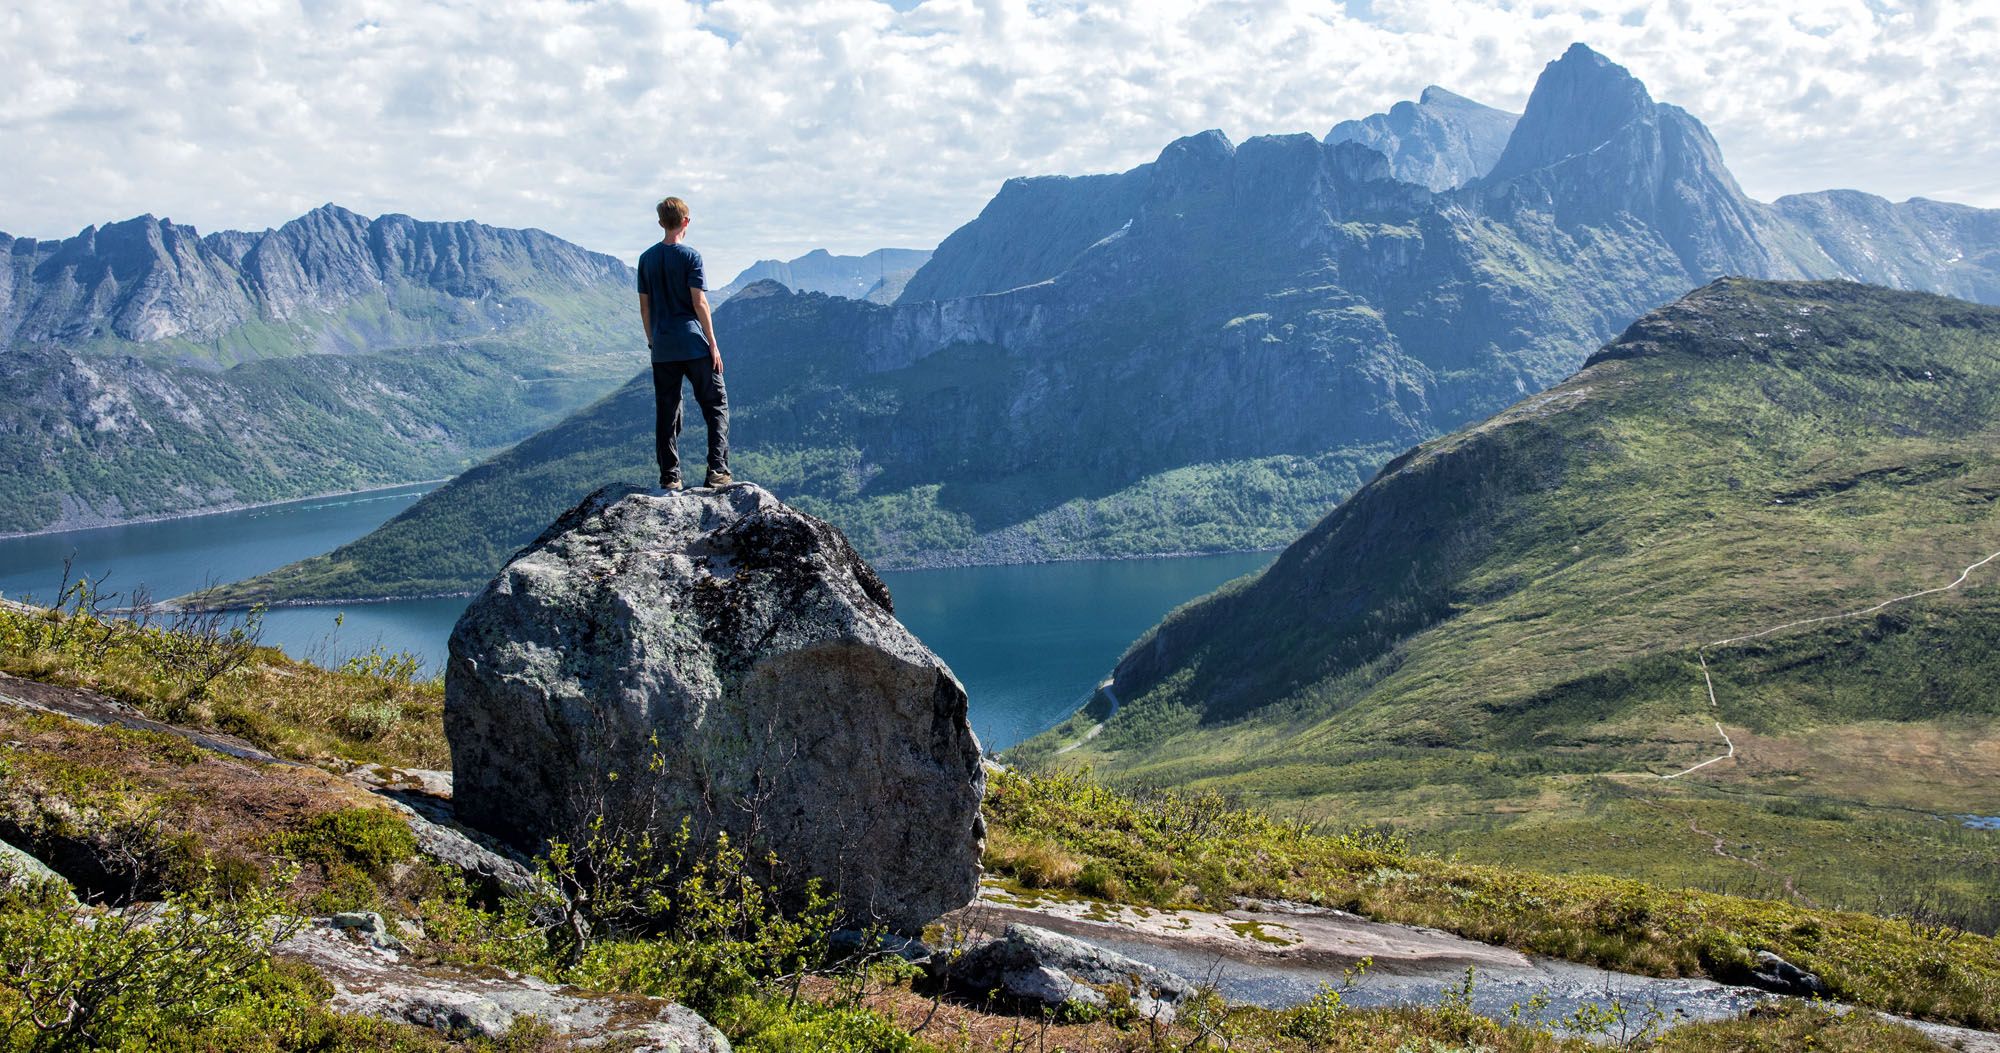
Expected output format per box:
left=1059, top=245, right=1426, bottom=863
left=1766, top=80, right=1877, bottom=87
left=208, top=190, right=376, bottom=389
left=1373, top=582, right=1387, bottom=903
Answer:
left=1767, top=191, right=2000, bottom=303
left=1477, top=43, right=1779, bottom=281
left=0, top=204, right=637, bottom=532
left=1326, top=85, right=1520, bottom=191
left=895, top=166, right=1155, bottom=303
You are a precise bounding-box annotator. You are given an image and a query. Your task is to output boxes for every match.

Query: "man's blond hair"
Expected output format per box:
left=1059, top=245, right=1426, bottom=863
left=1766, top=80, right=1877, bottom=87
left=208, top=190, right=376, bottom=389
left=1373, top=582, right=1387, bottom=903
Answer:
left=656, top=196, right=690, bottom=229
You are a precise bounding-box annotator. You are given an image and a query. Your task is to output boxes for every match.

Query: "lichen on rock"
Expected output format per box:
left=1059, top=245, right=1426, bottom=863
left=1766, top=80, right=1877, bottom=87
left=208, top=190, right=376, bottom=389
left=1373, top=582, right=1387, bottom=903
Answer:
left=446, top=483, right=985, bottom=934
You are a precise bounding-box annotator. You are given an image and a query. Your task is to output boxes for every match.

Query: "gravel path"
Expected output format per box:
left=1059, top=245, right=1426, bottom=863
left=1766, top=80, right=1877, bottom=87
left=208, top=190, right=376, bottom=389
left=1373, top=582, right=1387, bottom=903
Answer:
left=1663, top=545, right=2000, bottom=780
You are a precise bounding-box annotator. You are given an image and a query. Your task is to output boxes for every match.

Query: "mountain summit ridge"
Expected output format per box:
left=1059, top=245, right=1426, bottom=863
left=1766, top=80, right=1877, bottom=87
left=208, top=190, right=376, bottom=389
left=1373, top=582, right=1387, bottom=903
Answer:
left=0, top=204, right=629, bottom=359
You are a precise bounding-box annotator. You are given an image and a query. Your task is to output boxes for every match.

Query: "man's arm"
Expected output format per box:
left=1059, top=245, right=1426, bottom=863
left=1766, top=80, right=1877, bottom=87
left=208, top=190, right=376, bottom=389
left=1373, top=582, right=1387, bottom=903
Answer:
left=691, top=287, right=722, bottom=374
left=638, top=293, right=653, bottom=350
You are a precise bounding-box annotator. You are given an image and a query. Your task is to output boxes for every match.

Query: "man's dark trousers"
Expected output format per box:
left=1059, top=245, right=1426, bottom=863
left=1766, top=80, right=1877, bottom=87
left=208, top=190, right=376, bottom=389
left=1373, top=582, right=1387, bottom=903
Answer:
left=652, top=358, right=729, bottom=486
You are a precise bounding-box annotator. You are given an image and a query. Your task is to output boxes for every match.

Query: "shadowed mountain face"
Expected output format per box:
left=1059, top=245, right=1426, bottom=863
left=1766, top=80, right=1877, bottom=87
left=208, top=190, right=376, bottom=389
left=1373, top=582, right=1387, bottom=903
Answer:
left=1326, top=85, right=1520, bottom=191
left=714, top=247, right=933, bottom=304
left=224, top=44, right=2000, bottom=605
left=0, top=205, right=636, bottom=532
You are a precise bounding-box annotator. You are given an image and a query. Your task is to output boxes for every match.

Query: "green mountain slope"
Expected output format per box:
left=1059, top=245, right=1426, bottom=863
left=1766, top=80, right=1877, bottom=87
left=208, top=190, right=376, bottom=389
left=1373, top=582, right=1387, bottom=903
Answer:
left=1029, top=279, right=2000, bottom=927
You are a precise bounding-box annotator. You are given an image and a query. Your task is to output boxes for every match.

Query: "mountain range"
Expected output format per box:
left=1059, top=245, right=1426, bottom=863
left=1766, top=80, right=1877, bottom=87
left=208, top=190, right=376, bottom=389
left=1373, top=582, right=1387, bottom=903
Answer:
left=218, top=42, right=2000, bottom=606
left=713, top=247, right=933, bottom=304
left=1027, top=278, right=2000, bottom=924
left=0, top=205, right=637, bottom=533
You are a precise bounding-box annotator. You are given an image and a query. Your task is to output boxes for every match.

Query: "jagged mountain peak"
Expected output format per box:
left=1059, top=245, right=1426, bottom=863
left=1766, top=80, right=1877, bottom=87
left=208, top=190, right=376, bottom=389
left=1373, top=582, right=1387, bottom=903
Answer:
left=1474, top=44, right=1772, bottom=281
left=1416, top=85, right=1481, bottom=108
left=1155, top=128, right=1236, bottom=165
left=1327, top=85, right=1518, bottom=191
left=1485, top=42, right=1653, bottom=183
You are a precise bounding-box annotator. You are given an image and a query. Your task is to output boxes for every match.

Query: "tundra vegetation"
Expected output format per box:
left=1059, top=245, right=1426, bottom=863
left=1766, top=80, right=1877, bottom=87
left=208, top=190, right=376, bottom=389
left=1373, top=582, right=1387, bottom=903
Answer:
left=0, top=593, right=1985, bottom=1050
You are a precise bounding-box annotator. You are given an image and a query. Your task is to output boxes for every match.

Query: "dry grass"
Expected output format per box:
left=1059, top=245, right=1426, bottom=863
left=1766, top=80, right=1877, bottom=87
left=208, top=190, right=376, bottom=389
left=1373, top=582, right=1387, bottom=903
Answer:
left=0, top=599, right=447, bottom=768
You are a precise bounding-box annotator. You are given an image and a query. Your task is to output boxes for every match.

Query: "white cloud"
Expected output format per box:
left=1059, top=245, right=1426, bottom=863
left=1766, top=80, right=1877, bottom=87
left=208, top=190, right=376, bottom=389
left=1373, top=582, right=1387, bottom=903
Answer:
left=1, top=0, right=1995, bottom=281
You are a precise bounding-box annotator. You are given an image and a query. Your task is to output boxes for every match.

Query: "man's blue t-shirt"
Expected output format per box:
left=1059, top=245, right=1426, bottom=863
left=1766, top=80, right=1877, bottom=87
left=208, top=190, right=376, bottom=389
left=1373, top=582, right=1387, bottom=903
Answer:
left=637, top=242, right=709, bottom=363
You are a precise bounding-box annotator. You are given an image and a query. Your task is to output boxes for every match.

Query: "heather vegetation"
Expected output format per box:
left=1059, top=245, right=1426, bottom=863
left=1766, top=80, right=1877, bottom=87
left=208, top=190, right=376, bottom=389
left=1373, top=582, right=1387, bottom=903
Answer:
left=0, top=600, right=1986, bottom=1049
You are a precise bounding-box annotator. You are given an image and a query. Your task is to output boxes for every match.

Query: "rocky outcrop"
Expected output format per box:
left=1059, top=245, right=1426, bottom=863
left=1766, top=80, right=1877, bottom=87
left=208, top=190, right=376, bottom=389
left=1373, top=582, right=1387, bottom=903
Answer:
left=446, top=484, right=985, bottom=934
left=944, top=923, right=1191, bottom=1021
left=279, top=919, right=730, bottom=1050
left=1326, top=85, right=1520, bottom=191
left=1750, top=951, right=1830, bottom=998
left=0, top=837, right=71, bottom=900
left=0, top=671, right=534, bottom=903
left=344, top=764, right=540, bottom=899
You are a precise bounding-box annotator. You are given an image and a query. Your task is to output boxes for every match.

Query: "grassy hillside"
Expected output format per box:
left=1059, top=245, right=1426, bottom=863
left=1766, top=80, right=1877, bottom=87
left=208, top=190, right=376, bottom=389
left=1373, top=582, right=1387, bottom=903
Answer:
left=0, top=594, right=1989, bottom=1048
left=1023, top=280, right=2000, bottom=929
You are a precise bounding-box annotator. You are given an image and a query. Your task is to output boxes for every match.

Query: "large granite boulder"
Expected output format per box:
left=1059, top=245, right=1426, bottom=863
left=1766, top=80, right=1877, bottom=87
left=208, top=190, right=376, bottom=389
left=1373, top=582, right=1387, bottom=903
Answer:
left=446, top=483, right=985, bottom=933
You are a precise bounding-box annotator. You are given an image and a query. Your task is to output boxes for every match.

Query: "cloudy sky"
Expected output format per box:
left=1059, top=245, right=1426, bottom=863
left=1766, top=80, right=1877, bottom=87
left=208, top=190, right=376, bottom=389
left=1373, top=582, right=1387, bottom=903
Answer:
left=3, top=0, right=1995, bottom=281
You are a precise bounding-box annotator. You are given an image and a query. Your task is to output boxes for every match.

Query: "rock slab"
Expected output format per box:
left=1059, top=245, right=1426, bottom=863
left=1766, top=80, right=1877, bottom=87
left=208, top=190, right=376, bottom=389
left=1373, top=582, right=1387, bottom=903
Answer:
left=945, top=923, right=1192, bottom=1022
left=446, top=483, right=985, bottom=933
left=281, top=921, right=728, bottom=1051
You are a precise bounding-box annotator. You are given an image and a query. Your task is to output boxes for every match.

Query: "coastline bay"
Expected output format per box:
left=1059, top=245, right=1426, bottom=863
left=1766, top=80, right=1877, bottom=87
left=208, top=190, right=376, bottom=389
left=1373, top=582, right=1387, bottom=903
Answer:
left=0, top=483, right=1269, bottom=750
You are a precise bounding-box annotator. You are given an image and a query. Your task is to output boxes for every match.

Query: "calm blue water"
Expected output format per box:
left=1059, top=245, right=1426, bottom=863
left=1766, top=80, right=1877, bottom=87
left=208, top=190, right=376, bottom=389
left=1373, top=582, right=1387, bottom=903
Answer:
left=0, top=488, right=1269, bottom=750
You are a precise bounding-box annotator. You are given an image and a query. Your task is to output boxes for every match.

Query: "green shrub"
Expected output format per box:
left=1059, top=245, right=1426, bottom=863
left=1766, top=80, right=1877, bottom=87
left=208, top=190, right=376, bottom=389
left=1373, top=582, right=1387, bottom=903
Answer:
left=267, top=807, right=418, bottom=880
left=552, top=825, right=838, bottom=1017
left=0, top=867, right=303, bottom=1050
left=730, top=1000, right=937, bottom=1053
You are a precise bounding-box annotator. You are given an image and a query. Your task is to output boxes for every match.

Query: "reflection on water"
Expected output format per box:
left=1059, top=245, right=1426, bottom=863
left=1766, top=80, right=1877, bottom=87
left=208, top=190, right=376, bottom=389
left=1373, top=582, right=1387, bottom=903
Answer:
left=0, top=486, right=1270, bottom=751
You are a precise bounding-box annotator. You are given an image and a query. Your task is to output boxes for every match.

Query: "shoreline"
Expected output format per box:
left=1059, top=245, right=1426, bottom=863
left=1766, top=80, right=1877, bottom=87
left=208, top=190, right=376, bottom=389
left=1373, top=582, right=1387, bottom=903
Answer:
left=213, top=544, right=1284, bottom=610
left=0, top=479, right=452, bottom=542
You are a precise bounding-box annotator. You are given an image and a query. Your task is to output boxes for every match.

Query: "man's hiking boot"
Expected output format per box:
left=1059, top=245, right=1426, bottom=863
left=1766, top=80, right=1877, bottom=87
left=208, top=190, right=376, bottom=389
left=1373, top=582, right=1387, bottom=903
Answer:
left=705, top=470, right=733, bottom=488
left=660, top=477, right=682, bottom=492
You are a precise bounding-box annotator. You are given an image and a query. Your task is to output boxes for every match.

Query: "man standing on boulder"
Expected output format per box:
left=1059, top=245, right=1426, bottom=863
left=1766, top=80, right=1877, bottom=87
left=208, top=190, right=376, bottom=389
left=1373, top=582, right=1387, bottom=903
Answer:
left=637, top=196, right=731, bottom=490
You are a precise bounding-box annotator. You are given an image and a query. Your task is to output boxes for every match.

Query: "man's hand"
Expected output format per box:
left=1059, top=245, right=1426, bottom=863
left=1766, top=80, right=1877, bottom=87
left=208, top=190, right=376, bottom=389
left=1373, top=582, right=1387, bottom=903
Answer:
left=709, top=345, right=724, bottom=374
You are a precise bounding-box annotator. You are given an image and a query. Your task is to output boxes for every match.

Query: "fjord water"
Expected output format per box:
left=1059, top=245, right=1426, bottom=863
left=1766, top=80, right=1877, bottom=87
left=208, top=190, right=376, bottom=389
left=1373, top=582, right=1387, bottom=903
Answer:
left=0, top=487, right=1269, bottom=750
